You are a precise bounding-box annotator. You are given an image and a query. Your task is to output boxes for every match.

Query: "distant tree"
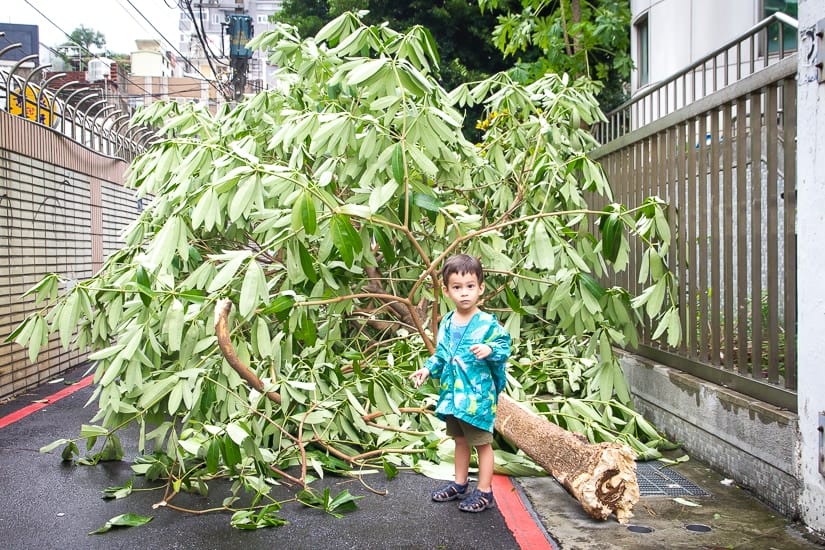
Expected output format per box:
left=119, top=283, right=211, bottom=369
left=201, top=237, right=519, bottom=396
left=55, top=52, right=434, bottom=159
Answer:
left=275, top=0, right=520, bottom=138
left=60, top=25, right=107, bottom=70
left=480, top=0, right=632, bottom=112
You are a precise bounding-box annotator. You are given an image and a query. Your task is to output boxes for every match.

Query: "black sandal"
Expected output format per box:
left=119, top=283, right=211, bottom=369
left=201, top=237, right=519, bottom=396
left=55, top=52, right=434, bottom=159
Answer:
left=458, top=489, right=495, bottom=512
left=431, top=481, right=468, bottom=502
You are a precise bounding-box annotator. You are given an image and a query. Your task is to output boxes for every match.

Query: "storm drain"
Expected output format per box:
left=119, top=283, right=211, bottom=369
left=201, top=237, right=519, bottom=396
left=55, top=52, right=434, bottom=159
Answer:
left=636, top=461, right=709, bottom=497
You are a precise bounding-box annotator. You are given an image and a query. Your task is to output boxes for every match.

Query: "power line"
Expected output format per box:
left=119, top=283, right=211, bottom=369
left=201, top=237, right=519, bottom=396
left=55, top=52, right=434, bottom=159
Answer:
left=20, top=0, right=158, bottom=101
left=119, top=0, right=230, bottom=98
left=20, top=0, right=229, bottom=101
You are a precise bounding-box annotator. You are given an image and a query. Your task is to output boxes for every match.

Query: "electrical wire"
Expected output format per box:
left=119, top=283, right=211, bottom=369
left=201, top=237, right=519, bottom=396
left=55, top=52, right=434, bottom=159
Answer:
left=19, top=0, right=158, bottom=100
left=118, top=0, right=230, bottom=98
left=181, top=0, right=230, bottom=71
left=19, top=0, right=229, bottom=106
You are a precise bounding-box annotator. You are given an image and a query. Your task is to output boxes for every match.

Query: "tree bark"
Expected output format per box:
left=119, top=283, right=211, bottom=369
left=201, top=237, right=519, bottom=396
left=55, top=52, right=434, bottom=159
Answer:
left=495, top=394, right=639, bottom=523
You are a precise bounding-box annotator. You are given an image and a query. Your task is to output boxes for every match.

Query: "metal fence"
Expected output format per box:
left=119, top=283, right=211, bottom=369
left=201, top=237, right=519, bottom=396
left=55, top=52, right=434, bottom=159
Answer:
left=591, top=17, right=798, bottom=411
left=0, top=36, right=155, bottom=162
left=593, top=13, right=799, bottom=144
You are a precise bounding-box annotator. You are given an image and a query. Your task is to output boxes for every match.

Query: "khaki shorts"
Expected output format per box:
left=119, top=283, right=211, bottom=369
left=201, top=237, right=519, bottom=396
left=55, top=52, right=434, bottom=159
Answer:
left=444, top=415, right=494, bottom=447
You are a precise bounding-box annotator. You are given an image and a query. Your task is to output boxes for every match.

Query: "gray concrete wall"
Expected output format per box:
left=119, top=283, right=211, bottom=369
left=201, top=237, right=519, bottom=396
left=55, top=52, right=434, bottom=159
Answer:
left=796, top=0, right=825, bottom=534
left=620, top=352, right=801, bottom=518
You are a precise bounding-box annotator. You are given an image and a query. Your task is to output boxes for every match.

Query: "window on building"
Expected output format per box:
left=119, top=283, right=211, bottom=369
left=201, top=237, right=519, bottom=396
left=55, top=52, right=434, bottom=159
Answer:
left=257, top=15, right=269, bottom=24
left=635, top=14, right=649, bottom=87
left=764, top=0, right=798, bottom=53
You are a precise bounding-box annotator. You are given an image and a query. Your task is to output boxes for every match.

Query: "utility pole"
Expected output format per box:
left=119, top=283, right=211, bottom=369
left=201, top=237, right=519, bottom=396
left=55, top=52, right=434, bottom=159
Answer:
left=226, top=0, right=253, bottom=102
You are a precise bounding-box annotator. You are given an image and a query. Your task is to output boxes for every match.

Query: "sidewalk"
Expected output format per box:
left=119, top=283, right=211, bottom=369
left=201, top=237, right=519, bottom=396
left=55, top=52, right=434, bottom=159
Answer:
left=1, top=369, right=823, bottom=549
left=516, top=451, right=824, bottom=549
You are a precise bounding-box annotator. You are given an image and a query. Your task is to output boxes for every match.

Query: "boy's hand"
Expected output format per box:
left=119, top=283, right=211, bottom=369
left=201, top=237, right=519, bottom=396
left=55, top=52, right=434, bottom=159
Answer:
left=469, top=343, right=492, bottom=360
left=410, top=368, right=430, bottom=388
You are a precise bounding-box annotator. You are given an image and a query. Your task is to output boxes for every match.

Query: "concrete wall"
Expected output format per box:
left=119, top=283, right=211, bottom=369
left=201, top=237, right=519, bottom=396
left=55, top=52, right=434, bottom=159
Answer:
left=796, top=0, right=825, bottom=534
left=621, top=353, right=801, bottom=517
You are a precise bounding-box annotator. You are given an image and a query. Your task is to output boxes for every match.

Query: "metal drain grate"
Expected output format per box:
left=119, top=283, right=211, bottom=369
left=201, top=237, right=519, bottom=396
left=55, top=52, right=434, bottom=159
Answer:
left=636, top=461, right=709, bottom=497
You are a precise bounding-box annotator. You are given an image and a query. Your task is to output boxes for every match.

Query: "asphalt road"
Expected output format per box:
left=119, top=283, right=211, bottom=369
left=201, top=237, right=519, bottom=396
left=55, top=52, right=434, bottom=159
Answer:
left=0, top=370, right=556, bottom=550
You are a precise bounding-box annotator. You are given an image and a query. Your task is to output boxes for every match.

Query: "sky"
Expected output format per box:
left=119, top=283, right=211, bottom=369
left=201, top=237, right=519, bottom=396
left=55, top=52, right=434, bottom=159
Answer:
left=11, top=0, right=182, bottom=54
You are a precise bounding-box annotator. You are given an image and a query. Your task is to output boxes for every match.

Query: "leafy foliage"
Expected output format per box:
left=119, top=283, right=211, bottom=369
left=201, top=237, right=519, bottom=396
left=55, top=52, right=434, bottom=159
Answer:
left=17, top=12, right=678, bottom=525
left=479, top=0, right=633, bottom=111
left=275, top=0, right=520, bottom=138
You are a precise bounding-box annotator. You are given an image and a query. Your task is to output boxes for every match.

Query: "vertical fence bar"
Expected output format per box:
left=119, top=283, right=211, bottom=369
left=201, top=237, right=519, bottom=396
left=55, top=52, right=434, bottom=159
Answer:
left=710, top=107, right=722, bottom=366
left=686, top=116, right=698, bottom=358
left=765, top=83, right=780, bottom=383
left=750, top=90, right=763, bottom=381
left=722, top=102, right=735, bottom=370
left=736, top=96, right=749, bottom=374
left=698, top=113, right=709, bottom=361
left=676, top=121, right=688, bottom=355
left=782, top=77, right=797, bottom=390
left=666, top=126, right=678, bottom=351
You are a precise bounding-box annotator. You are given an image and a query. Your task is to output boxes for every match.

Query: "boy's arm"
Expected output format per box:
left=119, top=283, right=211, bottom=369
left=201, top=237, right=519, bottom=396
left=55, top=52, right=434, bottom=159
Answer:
left=484, top=322, right=511, bottom=394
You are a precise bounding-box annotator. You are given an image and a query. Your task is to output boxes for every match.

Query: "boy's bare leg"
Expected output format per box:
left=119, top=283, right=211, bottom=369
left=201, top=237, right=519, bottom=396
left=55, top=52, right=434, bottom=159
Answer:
left=454, top=436, right=470, bottom=485
left=475, top=443, right=494, bottom=493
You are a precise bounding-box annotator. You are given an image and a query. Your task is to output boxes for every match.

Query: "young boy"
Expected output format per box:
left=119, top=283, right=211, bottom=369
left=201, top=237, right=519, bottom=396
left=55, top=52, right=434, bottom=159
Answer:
left=410, top=254, right=511, bottom=513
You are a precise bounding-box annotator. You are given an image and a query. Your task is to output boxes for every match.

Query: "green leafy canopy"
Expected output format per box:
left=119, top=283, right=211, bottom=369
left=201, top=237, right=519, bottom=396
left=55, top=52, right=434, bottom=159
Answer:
left=18, top=12, right=678, bottom=525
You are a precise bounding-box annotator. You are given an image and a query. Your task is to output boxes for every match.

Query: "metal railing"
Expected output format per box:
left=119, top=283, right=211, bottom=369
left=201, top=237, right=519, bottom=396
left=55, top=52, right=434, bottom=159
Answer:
left=0, top=37, right=155, bottom=162
left=592, top=16, right=798, bottom=411
left=593, top=12, right=799, bottom=144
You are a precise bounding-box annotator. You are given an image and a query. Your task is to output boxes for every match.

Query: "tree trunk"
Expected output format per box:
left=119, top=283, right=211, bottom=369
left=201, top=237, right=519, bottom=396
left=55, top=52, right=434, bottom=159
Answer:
left=495, top=394, right=639, bottom=523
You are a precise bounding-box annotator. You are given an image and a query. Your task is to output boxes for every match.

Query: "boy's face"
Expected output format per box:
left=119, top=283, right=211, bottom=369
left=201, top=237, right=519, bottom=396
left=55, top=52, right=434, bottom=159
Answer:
left=443, top=271, right=484, bottom=315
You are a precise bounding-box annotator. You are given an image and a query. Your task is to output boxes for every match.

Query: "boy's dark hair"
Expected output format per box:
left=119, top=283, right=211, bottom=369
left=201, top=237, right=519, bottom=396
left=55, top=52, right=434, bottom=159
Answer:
left=441, top=254, right=484, bottom=285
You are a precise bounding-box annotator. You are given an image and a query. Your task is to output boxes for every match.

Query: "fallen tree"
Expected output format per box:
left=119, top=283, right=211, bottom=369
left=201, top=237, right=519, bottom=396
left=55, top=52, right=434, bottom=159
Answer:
left=216, top=297, right=641, bottom=522
left=496, top=395, right=639, bottom=522
left=18, top=12, right=676, bottom=527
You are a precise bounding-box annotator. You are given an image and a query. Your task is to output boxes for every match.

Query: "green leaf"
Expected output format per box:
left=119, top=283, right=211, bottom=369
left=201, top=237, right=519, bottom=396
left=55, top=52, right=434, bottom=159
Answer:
left=101, top=479, right=134, bottom=500
left=39, top=438, right=69, bottom=454
left=412, top=192, right=441, bottom=212
left=207, top=251, right=251, bottom=293
left=372, top=227, right=396, bottom=264
left=391, top=143, right=405, bottom=183
left=90, top=513, right=153, bottom=534
left=226, top=422, right=249, bottom=446
left=135, top=266, right=153, bottom=307
left=165, top=299, right=185, bottom=352
left=206, top=438, right=221, bottom=474
left=301, top=191, right=317, bottom=235
left=231, top=504, right=288, bottom=530
left=346, top=58, right=386, bottom=85
left=80, top=424, right=110, bottom=438
left=330, top=214, right=362, bottom=267
left=382, top=459, right=398, bottom=481
left=600, top=211, right=623, bottom=262
left=369, top=180, right=399, bottom=213
left=239, top=260, right=267, bottom=317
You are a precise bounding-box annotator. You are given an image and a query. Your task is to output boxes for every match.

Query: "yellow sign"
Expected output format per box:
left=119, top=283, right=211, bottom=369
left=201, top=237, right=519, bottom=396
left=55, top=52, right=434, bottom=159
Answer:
left=9, top=86, right=52, bottom=126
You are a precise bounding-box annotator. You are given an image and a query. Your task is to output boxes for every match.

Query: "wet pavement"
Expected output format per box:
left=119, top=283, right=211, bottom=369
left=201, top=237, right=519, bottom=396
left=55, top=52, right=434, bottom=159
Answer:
left=1, top=367, right=823, bottom=549
left=0, top=370, right=551, bottom=550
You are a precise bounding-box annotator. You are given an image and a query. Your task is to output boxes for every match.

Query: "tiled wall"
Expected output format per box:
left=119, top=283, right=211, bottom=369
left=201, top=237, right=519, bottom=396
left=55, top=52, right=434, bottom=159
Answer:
left=0, top=112, right=138, bottom=400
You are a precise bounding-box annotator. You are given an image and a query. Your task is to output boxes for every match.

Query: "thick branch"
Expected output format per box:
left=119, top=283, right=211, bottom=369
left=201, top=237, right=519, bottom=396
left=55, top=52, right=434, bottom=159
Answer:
left=214, top=298, right=282, bottom=404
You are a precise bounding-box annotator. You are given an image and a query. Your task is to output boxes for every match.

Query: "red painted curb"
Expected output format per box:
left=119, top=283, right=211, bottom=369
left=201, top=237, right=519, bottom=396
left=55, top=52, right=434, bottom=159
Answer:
left=0, top=375, right=94, bottom=429
left=493, top=474, right=555, bottom=550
